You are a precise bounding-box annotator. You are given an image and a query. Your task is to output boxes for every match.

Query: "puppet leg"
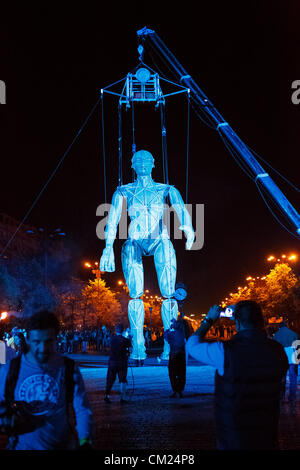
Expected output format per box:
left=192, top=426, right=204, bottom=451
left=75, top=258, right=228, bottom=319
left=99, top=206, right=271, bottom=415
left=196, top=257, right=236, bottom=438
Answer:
left=154, top=238, right=178, bottom=359
left=121, top=239, right=146, bottom=360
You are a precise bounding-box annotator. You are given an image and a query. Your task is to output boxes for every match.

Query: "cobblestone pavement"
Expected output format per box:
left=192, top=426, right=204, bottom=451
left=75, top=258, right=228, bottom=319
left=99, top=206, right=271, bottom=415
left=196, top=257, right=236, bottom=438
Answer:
left=1, top=352, right=300, bottom=451
left=75, top=353, right=300, bottom=451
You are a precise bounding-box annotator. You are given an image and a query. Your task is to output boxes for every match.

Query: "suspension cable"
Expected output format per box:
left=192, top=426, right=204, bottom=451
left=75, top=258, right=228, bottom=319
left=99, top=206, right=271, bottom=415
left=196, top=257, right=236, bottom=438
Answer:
left=0, top=96, right=101, bottom=259
left=185, top=90, right=190, bottom=204
left=255, top=181, right=300, bottom=240
left=118, top=104, right=123, bottom=186
left=132, top=101, right=136, bottom=181
left=101, top=92, right=107, bottom=208
left=247, top=144, right=300, bottom=193
left=160, top=102, right=169, bottom=185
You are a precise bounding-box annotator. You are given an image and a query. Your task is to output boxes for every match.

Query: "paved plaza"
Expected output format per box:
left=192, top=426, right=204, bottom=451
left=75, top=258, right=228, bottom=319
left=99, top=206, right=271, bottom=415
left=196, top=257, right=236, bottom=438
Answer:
left=75, top=352, right=300, bottom=451
left=1, top=351, right=300, bottom=452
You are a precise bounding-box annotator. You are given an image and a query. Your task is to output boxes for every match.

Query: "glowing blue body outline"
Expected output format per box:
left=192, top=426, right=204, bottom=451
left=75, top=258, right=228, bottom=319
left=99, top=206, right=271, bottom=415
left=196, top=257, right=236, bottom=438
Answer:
left=100, top=150, right=195, bottom=359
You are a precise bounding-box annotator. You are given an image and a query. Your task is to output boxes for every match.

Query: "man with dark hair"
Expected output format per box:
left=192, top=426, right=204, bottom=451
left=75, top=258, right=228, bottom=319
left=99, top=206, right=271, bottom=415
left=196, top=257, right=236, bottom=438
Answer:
left=25, top=310, right=60, bottom=334
left=104, top=323, right=132, bottom=403
left=186, top=300, right=288, bottom=450
left=0, top=311, right=93, bottom=450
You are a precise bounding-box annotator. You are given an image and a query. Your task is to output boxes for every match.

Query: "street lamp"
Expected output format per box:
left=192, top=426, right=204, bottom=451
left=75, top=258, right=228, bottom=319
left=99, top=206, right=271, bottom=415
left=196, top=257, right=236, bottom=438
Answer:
left=0, top=312, right=8, bottom=321
left=267, top=253, right=298, bottom=264
left=84, top=261, right=102, bottom=281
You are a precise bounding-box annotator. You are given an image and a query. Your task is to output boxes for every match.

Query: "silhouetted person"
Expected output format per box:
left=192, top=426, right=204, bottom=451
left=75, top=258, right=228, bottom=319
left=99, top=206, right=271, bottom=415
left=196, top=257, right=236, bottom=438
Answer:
left=13, top=333, right=28, bottom=356
left=164, top=318, right=187, bottom=398
left=187, top=300, right=288, bottom=450
left=273, top=321, right=299, bottom=409
left=104, top=324, right=132, bottom=403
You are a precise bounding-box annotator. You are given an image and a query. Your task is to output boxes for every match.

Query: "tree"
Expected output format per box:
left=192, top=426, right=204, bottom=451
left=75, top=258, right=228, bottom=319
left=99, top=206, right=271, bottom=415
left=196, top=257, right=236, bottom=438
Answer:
left=81, top=278, right=122, bottom=327
left=290, top=282, right=300, bottom=328
left=56, top=278, right=84, bottom=329
left=261, top=263, right=298, bottom=319
left=222, top=262, right=299, bottom=325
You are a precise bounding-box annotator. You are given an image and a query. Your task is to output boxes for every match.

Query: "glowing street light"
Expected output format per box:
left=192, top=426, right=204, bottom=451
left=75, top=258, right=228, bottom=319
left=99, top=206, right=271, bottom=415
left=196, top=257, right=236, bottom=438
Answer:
left=84, top=260, right=102, bottom=281
left=0, top=312, right=8, bottom=321
left=267, top=253, right=297, bottom=263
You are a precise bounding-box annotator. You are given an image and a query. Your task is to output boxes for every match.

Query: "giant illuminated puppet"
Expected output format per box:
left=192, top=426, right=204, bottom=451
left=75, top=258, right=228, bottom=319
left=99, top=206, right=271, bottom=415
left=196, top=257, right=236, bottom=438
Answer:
left=100, top=150, right=195, bottom=360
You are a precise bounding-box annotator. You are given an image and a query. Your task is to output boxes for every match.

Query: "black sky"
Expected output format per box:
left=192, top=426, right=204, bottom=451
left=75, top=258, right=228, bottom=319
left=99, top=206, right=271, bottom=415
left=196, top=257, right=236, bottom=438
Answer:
left=0, top=2, right=300, bottom=315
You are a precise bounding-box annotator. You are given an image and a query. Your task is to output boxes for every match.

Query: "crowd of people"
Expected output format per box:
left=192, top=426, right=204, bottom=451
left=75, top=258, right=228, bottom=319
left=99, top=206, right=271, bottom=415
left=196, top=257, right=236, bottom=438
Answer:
left=0, top=324, right=167, bottom=361
left=0, top=317, right=235, bottom=360
left=0, top=301, right=298, bottom=451
left=56, top=327, right=112, bottom=354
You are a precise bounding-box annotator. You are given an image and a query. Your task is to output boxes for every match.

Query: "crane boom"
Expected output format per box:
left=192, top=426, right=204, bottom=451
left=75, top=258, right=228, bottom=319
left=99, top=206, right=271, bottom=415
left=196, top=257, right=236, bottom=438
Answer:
left=137, top=27, right=300, bottom=237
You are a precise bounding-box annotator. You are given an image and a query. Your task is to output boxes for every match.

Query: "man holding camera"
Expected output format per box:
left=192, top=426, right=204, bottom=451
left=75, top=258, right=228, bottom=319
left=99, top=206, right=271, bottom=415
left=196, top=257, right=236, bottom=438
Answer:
left=186, top=300, right=288, bottom=450
left=0, top=311, right=93, bottom=450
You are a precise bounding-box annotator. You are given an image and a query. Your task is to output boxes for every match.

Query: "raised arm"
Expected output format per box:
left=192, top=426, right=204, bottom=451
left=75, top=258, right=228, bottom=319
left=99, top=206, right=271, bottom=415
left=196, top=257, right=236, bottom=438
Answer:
left=168, top=186, right=195, bottom=250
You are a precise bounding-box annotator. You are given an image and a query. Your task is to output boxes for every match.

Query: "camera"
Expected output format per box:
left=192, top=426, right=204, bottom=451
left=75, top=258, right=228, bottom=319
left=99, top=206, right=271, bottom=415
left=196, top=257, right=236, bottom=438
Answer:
left=0, top=403, right=28, bottom=436
left=218, top=305, right=235, bottom=318
left=0, top=408, right=18, bottom=435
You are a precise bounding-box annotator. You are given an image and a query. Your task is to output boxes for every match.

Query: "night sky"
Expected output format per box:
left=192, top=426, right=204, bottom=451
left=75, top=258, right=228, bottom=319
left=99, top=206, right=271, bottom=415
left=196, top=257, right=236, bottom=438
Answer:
left=1, top=2, right=299, bottom=315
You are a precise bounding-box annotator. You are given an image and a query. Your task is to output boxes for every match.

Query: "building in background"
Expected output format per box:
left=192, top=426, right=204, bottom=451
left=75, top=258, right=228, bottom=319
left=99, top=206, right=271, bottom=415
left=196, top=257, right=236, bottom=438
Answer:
left=0, top=213, right=67, bottom=260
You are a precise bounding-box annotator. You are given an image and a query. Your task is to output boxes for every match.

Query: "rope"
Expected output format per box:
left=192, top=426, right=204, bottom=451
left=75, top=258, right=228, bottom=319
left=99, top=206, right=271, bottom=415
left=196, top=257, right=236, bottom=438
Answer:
left=161, top=113, right=166, bottom=184
left=255, top=181, right=300, bottom=240
left=218, top=129, right=300, bottom=238
left=118, top=105, right=123, bottom=186
left=146, top=41, right=216, bottom=129
left=144, top=41, right=299, bottom=238
left=185, top=91, right=190, bottom=204
left=132, top=101, right=136, bottom=182
left=217, top=129, right=254, bottom=180
left=101, top=93, right=107, bottom=208
left=160, top=103, right=169, bottom=185
left=247, top=145, right=300, bottom=193
left=0, top=96, right=101, bottom=258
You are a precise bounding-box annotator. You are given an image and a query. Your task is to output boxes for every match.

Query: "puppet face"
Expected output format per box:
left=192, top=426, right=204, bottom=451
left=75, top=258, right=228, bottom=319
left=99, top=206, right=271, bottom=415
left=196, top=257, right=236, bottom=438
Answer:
left=131, top=150, right=154, bottom=176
